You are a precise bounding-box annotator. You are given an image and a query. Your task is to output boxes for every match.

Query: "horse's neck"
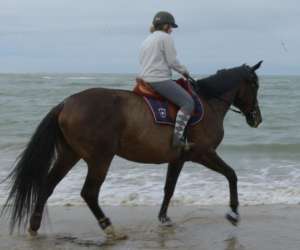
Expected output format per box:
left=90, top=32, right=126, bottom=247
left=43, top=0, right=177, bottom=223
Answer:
left=206, top=87, right=238, bottom=120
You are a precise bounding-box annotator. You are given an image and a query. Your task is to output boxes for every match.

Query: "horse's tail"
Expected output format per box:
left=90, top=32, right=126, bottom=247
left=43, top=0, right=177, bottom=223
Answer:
left=1, top=102, right=64, bottom=233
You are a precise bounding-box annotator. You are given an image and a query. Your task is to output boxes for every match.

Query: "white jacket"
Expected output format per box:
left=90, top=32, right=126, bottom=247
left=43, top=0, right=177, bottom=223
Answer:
left=139, top=31, right=188, bottom=82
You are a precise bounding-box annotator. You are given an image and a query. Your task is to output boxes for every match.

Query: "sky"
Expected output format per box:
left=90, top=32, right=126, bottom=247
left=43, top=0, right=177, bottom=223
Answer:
left=0, top=0, right=299, bottom=75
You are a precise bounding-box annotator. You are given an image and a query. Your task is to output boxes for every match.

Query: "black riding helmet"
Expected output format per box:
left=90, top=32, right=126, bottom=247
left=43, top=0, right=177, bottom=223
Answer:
left=153, top=11, right=178, bottom=28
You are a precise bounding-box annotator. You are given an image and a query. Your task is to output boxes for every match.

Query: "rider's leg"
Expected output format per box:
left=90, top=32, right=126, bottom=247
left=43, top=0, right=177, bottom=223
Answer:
left=148, top=80, right=195, bottom=148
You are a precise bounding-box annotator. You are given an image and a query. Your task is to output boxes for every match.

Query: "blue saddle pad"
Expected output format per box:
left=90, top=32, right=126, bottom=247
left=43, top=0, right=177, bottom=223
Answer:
left=143, top=94, right=204, bottom=126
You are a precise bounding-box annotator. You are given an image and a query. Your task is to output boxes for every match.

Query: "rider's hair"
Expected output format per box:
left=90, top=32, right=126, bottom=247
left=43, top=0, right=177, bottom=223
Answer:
left=150, top=24, right=170, bottom=33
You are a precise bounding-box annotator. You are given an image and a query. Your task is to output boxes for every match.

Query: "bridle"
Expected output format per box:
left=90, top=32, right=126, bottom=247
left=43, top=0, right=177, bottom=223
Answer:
left=188, top=71, right=258, bottom=117
left=216, top=97, right=242, bottom=114
left=188, top=76, right=242, bottom=115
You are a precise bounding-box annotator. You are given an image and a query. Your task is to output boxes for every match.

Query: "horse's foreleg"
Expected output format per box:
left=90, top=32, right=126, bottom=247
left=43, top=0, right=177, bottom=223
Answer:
left=194, top=150, right=240, bottom=225
left=29, top=143, right=79, bottom=235
left=81, top=156, right=127, bottom=241
left=158, top=160, right=184, bottom=226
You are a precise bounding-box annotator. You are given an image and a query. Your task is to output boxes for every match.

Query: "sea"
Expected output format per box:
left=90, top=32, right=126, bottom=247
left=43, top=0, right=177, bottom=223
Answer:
left=0, top=74, right=300, bottom=206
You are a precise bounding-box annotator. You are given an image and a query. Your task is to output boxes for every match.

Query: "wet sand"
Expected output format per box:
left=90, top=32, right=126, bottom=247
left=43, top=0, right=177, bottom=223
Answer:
left=0, top=204, right=300, bottom=250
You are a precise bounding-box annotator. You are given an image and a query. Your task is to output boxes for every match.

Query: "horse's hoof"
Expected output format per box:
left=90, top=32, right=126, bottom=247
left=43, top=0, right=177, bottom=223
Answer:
left=28, top=228, right=38, bottom=237
left=104, top=226, right=128, bottom=241
left=226, top=211, right=240, bottom=226
left=159, top=216, right=174, bottom=227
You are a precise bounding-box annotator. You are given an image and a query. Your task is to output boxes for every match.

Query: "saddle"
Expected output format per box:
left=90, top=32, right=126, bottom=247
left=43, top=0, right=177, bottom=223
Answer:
left=133, top=78, right=204, bottom=126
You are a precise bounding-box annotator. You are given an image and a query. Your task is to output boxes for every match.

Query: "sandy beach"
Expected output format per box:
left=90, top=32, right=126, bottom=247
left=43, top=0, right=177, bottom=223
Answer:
left=0, top=204, right=299, bottom=250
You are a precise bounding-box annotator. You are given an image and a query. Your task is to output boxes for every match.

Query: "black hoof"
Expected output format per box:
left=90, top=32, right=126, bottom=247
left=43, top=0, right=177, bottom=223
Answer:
left=29, top=213, right=43, bottom=232
left=159, top=216, right=174, bottom=227
left=226, top=211, right=240, bottom=226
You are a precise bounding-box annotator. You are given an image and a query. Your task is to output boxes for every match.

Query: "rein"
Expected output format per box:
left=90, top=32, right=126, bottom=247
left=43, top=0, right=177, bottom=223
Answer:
left=215, top=96, right=242, bottom=114
left=187, top=76, right=242, bottom=115
left=230, top=108, right=243, bottom=114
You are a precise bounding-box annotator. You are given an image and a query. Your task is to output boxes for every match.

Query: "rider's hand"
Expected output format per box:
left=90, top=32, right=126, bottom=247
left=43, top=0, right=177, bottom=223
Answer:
left=182, top=71, right=190, bottom=79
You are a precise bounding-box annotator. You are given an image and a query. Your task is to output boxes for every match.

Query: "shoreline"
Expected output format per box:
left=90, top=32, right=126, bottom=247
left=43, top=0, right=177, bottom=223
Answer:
left=1, top=204, right=300, bottom=249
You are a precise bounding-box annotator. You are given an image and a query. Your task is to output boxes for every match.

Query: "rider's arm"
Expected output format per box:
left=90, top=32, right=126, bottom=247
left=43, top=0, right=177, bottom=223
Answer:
left=162, top=35, right=189, bottom=75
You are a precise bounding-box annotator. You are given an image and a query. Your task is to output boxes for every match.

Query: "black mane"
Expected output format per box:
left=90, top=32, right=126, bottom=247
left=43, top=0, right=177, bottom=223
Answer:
left=193, top=65, right=251, bottom=99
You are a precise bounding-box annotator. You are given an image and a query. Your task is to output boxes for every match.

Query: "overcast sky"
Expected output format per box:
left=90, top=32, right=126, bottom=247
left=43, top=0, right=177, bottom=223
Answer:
left=0, top=0, right=299, bottom=74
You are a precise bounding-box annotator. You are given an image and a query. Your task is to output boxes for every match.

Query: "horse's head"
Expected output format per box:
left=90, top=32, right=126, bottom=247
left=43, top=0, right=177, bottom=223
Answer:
left=233, top=61, right=263, bottom=128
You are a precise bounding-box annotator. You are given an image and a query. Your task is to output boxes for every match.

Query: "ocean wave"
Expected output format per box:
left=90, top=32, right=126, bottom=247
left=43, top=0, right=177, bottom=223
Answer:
left=2, top=185, right=299, bottom=207
left=1, top=159, right=299, bottom=207
left=41, top=76, right=54, bottom=80
left=65, top=76, right=97, bottom=80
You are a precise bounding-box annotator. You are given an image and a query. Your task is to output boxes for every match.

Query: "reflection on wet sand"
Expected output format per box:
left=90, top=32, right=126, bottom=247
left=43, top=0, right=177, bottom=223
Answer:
left=224, top=237, right=245, bottom=250
left=1, top=205, right=300, bottom=250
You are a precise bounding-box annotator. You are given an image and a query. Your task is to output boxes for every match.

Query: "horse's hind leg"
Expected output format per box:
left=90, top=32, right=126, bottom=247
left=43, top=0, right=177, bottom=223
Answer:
left=81, top=156, right=127, bottom=240
left=158, top=160, right=184, bottom=226
left=28, top=142, right=79, bottom=235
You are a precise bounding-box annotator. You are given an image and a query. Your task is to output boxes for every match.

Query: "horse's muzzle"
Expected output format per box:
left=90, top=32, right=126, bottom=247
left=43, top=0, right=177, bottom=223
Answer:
left=246, top=107, right=262, bottom=128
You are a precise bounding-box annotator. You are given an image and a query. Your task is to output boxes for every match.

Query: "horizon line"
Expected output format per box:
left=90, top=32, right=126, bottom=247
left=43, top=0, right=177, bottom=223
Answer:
left=0, top=72, right=299, bottom=77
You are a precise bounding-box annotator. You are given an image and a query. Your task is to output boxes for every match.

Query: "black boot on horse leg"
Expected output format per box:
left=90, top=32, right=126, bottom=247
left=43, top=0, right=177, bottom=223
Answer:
left=194, top=150, right=240, bottom=226
left=81, top=157, right=127, bottom=241
left=158, top=160, right=184, bottom=226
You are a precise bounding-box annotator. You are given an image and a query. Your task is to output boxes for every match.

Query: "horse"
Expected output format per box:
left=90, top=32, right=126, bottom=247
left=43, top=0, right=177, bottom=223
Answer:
left=2, top=61, right=263, bottom=240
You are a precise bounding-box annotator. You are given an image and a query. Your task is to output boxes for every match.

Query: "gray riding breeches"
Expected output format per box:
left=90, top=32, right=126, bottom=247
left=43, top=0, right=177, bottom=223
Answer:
left=147, top=80, right=195, bottom=114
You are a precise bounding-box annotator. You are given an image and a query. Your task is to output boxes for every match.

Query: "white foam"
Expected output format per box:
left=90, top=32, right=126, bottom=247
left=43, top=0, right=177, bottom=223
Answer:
left=1, top=155, right=300, bottom=207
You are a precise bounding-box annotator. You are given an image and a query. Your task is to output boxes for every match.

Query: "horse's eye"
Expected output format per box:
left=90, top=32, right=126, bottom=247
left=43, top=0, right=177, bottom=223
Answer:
left=252, top=82, right=258, bottom=89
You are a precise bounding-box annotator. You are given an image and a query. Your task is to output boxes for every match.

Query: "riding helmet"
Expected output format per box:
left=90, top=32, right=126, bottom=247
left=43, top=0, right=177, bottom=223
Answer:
left=152, top=11, right=178, bottom=28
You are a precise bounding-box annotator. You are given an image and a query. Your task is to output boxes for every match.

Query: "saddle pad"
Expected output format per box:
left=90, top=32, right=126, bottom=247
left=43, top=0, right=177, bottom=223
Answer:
left=144, top=93, right=204, bottom=126
left=134, top=78, right=204, bottom=126
left=143, top=93, right=204, bottom=126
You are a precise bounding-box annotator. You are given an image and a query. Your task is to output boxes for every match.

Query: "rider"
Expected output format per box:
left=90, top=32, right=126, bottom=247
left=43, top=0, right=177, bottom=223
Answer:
left=139, top=11, right=195, bottom=149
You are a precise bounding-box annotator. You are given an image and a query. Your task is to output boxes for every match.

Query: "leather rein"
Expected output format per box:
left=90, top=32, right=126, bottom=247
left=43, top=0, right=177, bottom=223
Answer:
left=187, top=76, right=242, bottom=115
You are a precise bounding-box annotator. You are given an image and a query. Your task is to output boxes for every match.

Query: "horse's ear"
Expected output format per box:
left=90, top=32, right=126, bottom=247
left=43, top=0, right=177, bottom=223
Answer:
left=252, top=60, right=263, bottom=71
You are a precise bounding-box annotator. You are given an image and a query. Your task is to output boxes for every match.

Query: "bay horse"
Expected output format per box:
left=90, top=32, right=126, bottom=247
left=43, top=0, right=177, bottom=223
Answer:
left=2, top=61, right=263, bottom=240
